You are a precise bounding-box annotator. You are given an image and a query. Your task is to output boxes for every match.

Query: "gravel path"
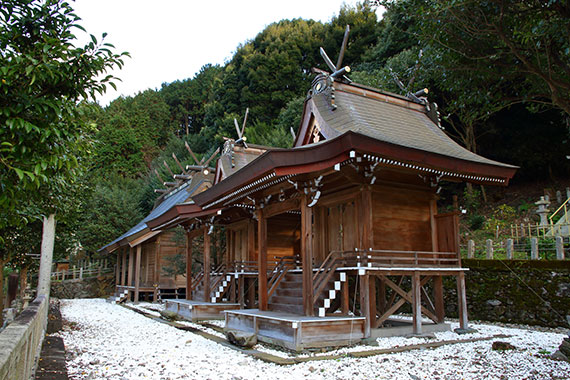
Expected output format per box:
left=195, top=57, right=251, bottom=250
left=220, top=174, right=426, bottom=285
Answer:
left=57, top=299, right=570, bottom=380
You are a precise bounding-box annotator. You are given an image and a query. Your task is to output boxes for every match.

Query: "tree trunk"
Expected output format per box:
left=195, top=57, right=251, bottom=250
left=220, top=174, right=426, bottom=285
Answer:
left=19, top=266, right=28, bottom=301
left=0, top=257, right=5, bottom=326
left=37, top=213, right=57, bottom=298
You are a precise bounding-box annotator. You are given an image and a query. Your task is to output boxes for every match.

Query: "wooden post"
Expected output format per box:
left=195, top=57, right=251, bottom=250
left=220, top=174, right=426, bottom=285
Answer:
left=115, top=253, right=121, bottom=285
left=186, top=232, right=193, bottom=300
left=134, top=245, right=141, bottom=304
left=485, top=239, right=493, bottom=259
left=530, top=237, right=539, bottom=260
left=457, top=271, right=468, bottom=329
left=377, top=277, right=386, bottom=316
left=238, top=275, right=245, bottom=308
left=368, top=275, right=376, bottom=331
left=359, top=273, right=371, bottom=337
left=360, top=188, right=373, bottom=249
left=301, top=195, right=314, bottom=316
left=128, top=247, right=134, bottom=287
left=433, top=275, right=445, bottom=323
left=506, top=238, right=514, bottom=259
left=467, top=240, right=475, bottom=259
left=121, top=249, right=127, bottom=286
left=204, top=228, right=211, bottom=302
left=257, top=208, right=268, bottom=310
left=412, top=272, right=422, bottom=334
left=341, top=278, right=349, bottom=314
left=556, top=236, right=565, bottom=260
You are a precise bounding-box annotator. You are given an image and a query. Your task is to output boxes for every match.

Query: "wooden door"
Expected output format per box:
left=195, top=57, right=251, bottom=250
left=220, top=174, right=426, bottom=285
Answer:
left=435, top=212, right=460, bottom=255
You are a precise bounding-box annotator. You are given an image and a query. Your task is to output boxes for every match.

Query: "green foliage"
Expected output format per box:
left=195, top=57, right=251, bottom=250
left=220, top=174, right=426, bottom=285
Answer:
left=468, top=214, right=485, bottom=231
left=75, top=176, right=142, bottom=255
left=484, top=204, right=517, bottom=236
left=0, top=0, right=128, bottom=227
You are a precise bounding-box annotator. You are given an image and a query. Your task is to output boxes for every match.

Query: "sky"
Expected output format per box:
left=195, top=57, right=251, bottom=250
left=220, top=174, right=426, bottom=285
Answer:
left=72, top=0, right=381, bottom=106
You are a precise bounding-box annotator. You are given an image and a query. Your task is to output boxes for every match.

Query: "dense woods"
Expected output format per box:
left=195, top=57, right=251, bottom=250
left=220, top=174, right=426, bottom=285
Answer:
left=2, top=0, right=569, bottom=271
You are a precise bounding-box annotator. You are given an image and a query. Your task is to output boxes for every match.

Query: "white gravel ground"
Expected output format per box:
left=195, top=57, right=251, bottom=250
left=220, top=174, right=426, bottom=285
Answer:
left=57, top=298, right=570, bottom=380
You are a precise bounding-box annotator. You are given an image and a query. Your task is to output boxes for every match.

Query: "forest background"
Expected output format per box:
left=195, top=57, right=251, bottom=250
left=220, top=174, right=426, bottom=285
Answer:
left=2, top=0, right=569, bottom=274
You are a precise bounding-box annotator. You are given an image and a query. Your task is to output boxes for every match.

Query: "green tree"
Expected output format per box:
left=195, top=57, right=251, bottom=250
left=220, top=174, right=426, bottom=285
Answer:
left=0, top=0, right=127, bottom=299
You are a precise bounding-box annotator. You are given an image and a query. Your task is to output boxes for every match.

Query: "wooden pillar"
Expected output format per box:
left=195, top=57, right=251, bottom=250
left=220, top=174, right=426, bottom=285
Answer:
left=369, top=275, right=377, bottom=331
left=204, top=229, right=211, bottom=302
left=186, top=232, right=193, bottom=300
left=257, top=208, right=268, bottom=311
left=301, top=195, right=314, bottom=316
left=238, top=275, right=245, bottom=307
left=115, top=252, right=121, bottom=286
left=341, top=278, right=349, bottom=314
left=134, top=245, right=141, bottom=304
left=457, top=271, right=469, bottom=329
left=247, top=278, right=256, bottom=308
left=226, top=229, right=232, bottom=268
left=359, top=273, right=371, bottom=337
left=360, top=188, right=373, bottom=249
left=412, top=271, right=422, bottom=334
left=128, top=247, right=134, bottom=287
left=248, top=220, right=255, bottom=262
left=121, top=248, right=127, bottom=286
left=377, top=277, right=386, bottom=315
left=429, top=199, right=438, bottom=252
left=433, top=275, right=445, bottom=323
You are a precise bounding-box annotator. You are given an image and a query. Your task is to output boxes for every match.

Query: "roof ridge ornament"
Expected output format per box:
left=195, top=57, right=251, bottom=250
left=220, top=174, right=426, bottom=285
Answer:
left=312, top=25, right=352, bottom=111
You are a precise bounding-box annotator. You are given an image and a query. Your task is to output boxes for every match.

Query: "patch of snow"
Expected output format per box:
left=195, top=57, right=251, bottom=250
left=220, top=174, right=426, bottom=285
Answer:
left=57, top=299, right=570, bottom=380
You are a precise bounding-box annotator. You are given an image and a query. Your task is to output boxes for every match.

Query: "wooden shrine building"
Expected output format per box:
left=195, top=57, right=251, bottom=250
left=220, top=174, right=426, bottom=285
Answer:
left=100, top=170, right=213, bottom=303
left=146, top=139, right=273, bottom=320
left=146, top=68, right=517, bottom=349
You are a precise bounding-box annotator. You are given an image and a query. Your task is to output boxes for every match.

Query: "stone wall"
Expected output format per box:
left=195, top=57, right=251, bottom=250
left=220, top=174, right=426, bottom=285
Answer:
left=0, top=295, right=48, bottom=380
left=50, top=275, right=115, bottom=299
left=443, top=259, right=570, bottom=327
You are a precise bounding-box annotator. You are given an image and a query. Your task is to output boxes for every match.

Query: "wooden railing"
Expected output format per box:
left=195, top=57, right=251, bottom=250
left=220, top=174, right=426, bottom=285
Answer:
left=51, top=266, right=114, bottom=281
left=312, top=249, right=460, bottom=307
left=267, top=255, right=299, bottom=299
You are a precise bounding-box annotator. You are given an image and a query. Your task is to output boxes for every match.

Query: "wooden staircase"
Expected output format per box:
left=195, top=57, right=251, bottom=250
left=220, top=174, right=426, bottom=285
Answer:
left=268, top=272, right=304, bottom=314
left=107, top=287, right=129, bottom=304
left=268, top=272, right=340, bottom=315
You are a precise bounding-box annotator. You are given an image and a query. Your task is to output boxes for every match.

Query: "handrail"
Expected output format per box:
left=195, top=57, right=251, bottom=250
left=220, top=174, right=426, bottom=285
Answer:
left=549, top=198, right=570, bottom=236
left=311, top=249, right=461, bottom=307
left=267, top=255, right=298, bottom=299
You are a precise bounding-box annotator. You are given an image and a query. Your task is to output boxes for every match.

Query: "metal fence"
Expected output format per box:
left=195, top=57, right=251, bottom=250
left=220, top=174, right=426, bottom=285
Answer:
left=462, top=237, right=567, bottom=260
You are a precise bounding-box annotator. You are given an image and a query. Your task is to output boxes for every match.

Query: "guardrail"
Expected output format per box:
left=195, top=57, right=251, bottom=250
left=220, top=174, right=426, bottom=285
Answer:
left=0, top=295, right=48, bottom=380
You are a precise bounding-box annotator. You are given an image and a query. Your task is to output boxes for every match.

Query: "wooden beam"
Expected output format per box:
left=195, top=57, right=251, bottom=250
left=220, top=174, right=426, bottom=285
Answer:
left=433, top=275, right=445, bottom=323
left=186, top=232, right=193, bottom=300
left=257, top=208, right=268, bottom=310
left=134, top=245, right=141, bottom=304
left=262, top=197, right=300, bottom=218
left=301, top=195, right=314, bottom=316
left=204, top=229, right=211, bottom=302
left=377, top=276, right=386, bottom=316
left=412, top=271, right=422, bottom=334
left=187, top=227, right=205, bottom=240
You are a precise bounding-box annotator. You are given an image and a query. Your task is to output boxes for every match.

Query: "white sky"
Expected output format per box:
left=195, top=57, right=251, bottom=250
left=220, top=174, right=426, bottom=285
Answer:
left=72, top=0, right=380, bottom=106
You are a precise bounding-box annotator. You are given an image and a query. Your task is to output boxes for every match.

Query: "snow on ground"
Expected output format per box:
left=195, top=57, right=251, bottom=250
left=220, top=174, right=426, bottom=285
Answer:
left=57, top=298, right=569, bottom=380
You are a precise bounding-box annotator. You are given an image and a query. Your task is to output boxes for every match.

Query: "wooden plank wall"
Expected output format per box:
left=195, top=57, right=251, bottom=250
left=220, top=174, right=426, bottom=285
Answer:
left=158, top=230, right=187, bottom=288
left=371, top=187, right=432, bottom=251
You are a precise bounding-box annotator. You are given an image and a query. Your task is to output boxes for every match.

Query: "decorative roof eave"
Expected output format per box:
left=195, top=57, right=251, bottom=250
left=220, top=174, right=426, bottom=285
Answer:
left=192, top=131, right=517, bottom=210
left=146, top=203, right=220, bottom=231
